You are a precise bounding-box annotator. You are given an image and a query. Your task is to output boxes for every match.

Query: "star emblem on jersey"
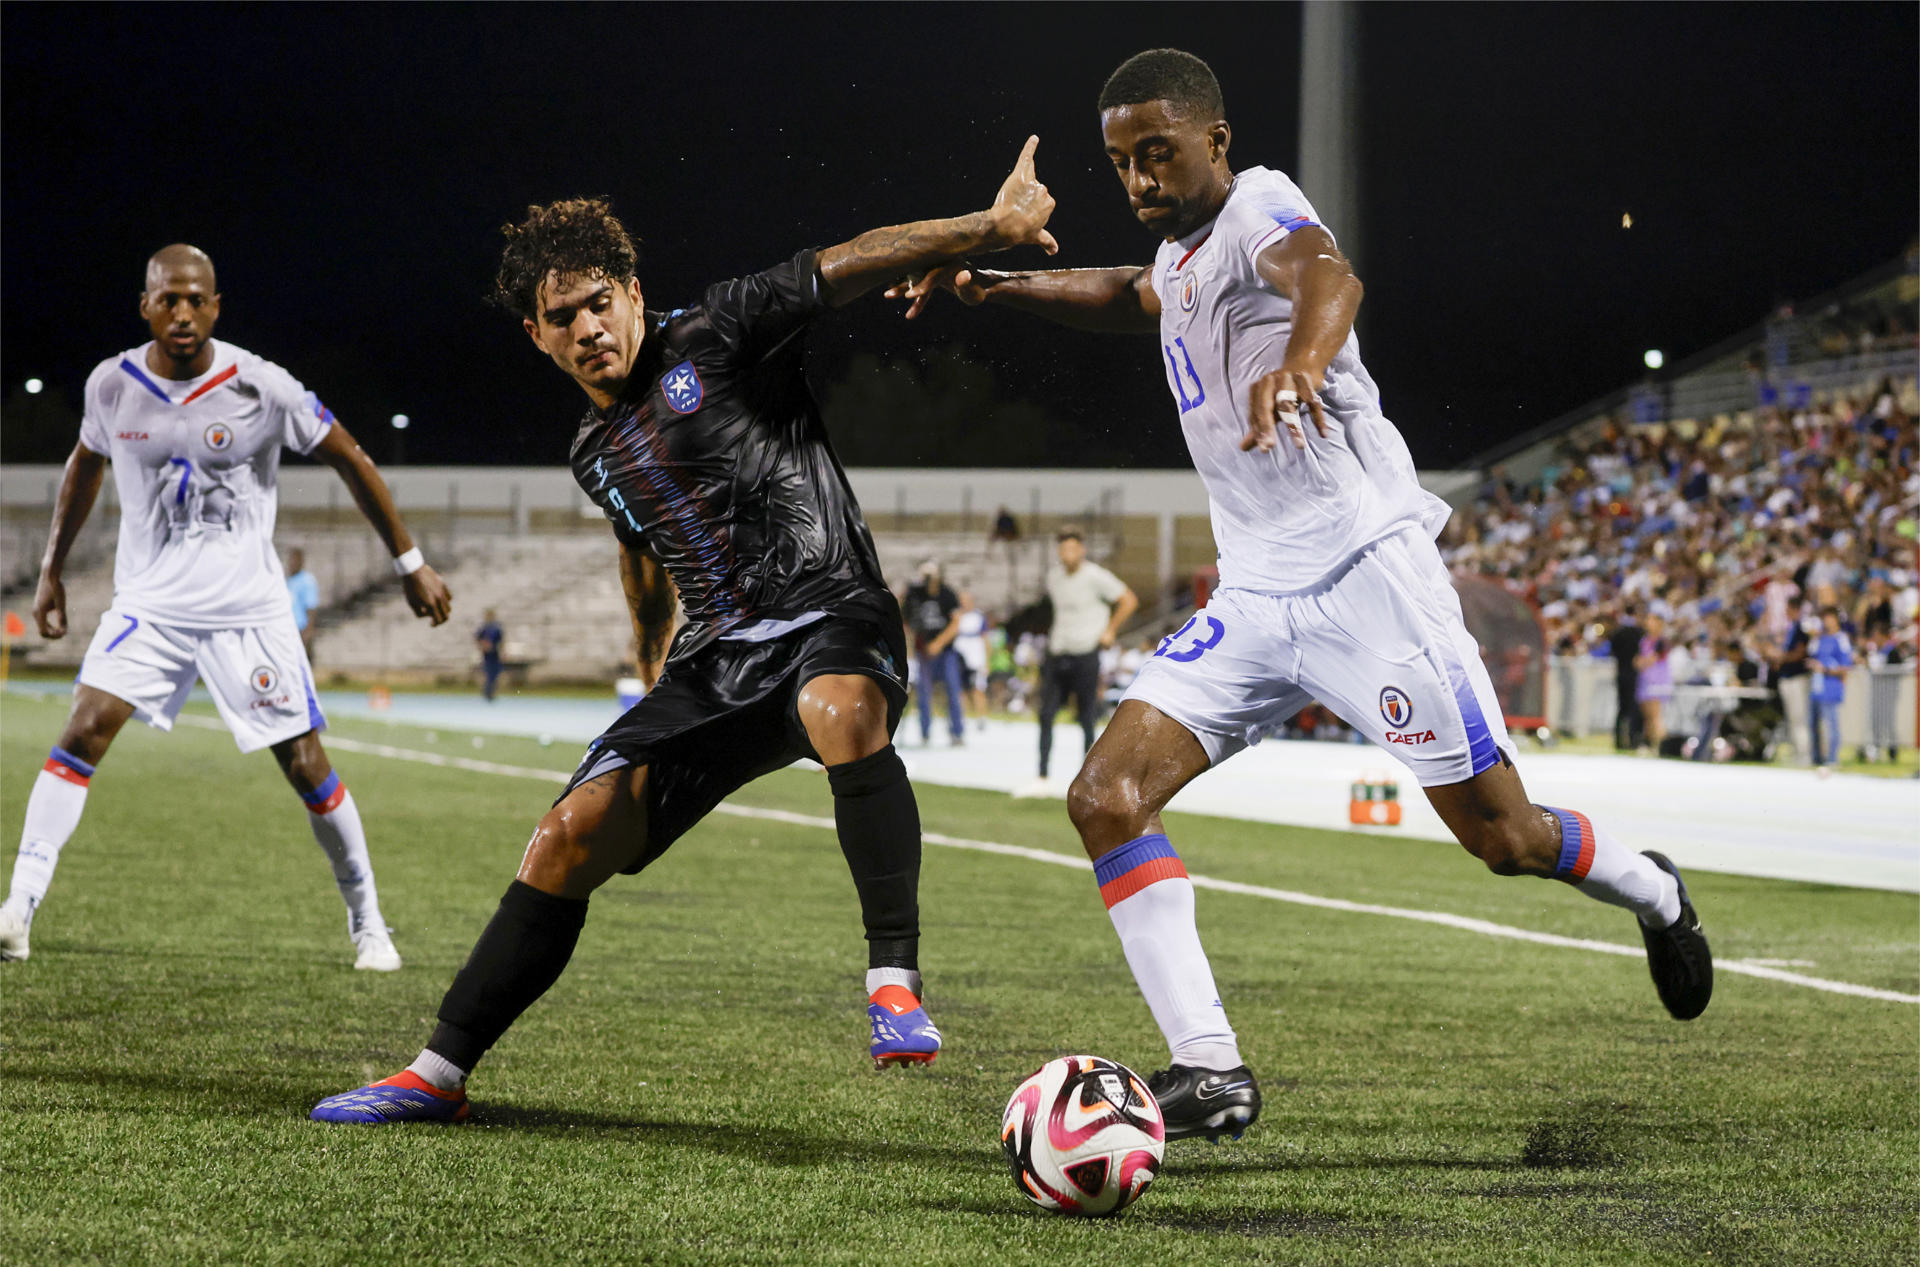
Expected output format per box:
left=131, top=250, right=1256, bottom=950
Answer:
left=1378, top=685, right=1413, bottom=729
left=662, top=361, right=704, bottom=413
left=203, top=422, right=234, bottom=451
left=251, top=664, right=279, bottom=694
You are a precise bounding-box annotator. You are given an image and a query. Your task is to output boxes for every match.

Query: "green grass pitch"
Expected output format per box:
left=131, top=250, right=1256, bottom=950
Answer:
left=2, top=688, right=1916, bottom=1265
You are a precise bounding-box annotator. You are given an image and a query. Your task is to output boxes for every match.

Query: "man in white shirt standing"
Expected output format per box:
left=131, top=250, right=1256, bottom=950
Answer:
left=895, top=48, right=1712, bottom=1144
left=0, top=244, right=452, bottom=968
left=1028, top=527, right=1136, bottom=791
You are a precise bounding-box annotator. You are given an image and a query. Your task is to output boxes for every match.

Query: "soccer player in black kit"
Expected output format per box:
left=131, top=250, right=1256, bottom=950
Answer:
left=313, top=140, right=1059, bottom=1123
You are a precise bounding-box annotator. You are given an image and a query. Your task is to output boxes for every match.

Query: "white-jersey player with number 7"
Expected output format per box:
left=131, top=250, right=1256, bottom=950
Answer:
left=893, top=48, right=1712, bottom=1143
left=0, top=244, right=453, bottom=969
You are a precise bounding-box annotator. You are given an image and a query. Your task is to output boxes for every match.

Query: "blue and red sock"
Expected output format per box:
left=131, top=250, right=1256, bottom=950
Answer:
left=299, top=770, right=347, bottom=815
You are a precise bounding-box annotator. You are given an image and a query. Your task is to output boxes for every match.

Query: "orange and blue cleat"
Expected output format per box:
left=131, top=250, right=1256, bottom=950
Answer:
left=310, top=1070, right=470, bottom=1124
left=869, top=984, right=942, bottom=1070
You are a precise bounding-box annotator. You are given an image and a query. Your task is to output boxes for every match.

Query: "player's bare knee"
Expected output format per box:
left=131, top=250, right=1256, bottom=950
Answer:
left=58, top=692, right=131, bottom=765
left=1464, top=817, right=1540, bottom=877
left=54, top=719, right=114, bottom=767
left=519, top=810, right=594, bottom=892
left=270, top=732, right=331, bottom=793
left=798, top=676, right=889, bottom=764
left=1067, top=768, right=1147, bottom=855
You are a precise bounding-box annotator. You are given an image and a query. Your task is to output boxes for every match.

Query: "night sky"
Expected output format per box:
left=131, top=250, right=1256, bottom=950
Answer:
left=3, top=3, right=1914, bottom=470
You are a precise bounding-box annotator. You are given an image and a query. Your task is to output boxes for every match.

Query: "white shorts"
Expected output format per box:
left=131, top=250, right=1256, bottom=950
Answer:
left=956, top=642, right=988, bottom=687
left=77, top=607, right=326, bottom=754
left=1123, top=527, right=1514, bottom=787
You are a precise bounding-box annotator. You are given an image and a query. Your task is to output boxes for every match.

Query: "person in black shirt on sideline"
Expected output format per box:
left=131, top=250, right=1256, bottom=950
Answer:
left=475, top=610, right=504, bottom=702
left=902, top=561, right=966, bottom=746
left=1608, top=606, right=1645, bottom=751
left=313, top=140, right=1059, bottom=1124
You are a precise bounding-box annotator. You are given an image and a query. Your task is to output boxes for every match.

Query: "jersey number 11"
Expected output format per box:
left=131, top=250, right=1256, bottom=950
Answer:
left=1164, top=338, right=1206, bottom=414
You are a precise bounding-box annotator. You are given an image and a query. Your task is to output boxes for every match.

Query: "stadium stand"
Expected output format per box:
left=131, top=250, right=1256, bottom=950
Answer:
left=1445, top=254, right=1919, bottom=758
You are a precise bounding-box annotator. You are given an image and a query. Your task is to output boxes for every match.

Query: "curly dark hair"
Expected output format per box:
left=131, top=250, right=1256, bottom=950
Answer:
left=1097, top=48, right=1225, bottom=120
left=492, top=198, right=641, bottom=319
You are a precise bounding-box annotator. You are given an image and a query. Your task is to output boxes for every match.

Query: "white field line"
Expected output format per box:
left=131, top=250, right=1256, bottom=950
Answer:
left=167, top=720, right=1920, bottom=1007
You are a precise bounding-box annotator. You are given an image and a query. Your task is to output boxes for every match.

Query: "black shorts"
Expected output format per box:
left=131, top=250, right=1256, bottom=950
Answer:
left=558, top=616, right=907, bottom=873
left=1039, top=650, right=1103, bottom=715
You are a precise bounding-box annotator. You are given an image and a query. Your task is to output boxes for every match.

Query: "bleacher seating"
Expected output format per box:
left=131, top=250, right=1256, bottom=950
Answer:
left=310, top=533, right=628, bottom=681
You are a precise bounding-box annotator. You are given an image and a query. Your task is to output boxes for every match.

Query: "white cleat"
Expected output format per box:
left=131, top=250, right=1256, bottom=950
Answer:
left=0, top=907, right=30, bottom=962
left=352, top=929, right=402, bottom=972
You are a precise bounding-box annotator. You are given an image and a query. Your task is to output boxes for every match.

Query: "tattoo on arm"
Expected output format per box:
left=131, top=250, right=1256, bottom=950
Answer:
left=818, top=213, right=996, bottom=306
left=619, top=543, right=676, bottom=671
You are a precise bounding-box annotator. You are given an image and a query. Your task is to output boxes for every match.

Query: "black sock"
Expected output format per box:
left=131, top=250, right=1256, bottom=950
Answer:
left=826, top=745, right=921, bottom=971
left=427, top=880, right=589, bottom=1072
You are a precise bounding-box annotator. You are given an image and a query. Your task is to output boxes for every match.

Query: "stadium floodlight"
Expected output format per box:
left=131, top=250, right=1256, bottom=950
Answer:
left=390, top=413, right=410, bottom=430
left=1643, top=349, right=1664, bottom=370
left=24, top=378, right=44, bottom=394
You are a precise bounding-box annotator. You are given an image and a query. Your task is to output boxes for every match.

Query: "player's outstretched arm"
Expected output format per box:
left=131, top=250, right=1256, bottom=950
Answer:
left=32, top=442, right=108, bottom=639
left=888, top=263, right=1160, bottom=333
left=311, top=423, right=452, bottom=625
left=815, top=136, right=1058, bottom=307
left=1242, top=227, right=1360, bottom=452
left=618, top=541, right=675, bottom=690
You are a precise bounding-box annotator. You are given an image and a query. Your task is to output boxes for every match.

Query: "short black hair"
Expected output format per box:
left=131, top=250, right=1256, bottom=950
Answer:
left=493, top=198, right=640, bottom=320
left=1056, top=526, right=1085, bottom=544
left=1098, top=48, right=1225, bottom=120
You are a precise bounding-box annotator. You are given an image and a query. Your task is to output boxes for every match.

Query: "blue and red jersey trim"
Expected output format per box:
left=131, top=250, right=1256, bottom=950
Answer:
left=1094, top=833, right=1188, bottom=908
left=118, top=358, right=237, bottom=406
left=180, top=364, right=238, bottom=405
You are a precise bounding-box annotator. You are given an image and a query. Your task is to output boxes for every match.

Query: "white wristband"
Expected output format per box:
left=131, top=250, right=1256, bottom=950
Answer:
left=392, top=547, right=425, bottom=577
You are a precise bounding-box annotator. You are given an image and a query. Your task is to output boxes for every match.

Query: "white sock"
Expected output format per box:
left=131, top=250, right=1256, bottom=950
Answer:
left=866, top=966, right=923, bottom=999
left=1542, top=806, right=1681, bottom=927
left=302, top=778, right=385, bottom=938
left=1096, top=834, right=1242, bottom=1071
left=4, top=752, right=94, bottom=923
left=407, top=1048, right=467, bottom=1091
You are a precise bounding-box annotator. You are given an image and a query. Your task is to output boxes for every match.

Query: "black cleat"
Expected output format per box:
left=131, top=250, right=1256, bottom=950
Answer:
left=1147, top=1064, right=1262, bottom=1142
left=1639, top=850, right=1713, bottom=1020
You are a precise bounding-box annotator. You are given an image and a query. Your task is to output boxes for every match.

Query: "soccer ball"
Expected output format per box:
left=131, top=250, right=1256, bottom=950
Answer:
left=1000, top=1055, right=1165, bottom=1216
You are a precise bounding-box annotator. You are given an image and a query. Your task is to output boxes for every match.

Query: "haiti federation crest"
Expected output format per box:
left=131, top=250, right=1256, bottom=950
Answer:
left=204, top=421, right=235, bottom=451
left=251, top=664, right=280, bottom=694
left=662, top=361, right=704, bottom=414
left=1378, top=685, right=1414, bottom=730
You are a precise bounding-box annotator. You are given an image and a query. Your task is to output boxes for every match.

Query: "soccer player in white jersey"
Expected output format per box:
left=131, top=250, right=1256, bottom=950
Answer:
left=895, top=49, right=1712, bottom=1142
left=0, top=244, right=453, bottom=969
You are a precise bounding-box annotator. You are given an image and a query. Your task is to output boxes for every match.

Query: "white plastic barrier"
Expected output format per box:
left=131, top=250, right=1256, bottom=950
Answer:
left=1545, top=656, right=1914, bottom=751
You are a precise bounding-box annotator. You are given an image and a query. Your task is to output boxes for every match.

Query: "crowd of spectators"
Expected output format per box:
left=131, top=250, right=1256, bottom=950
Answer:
left=1445, top=375, right=1920, bottom=765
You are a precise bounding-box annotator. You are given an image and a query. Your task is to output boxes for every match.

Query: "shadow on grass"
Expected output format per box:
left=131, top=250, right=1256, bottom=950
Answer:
left=924, top=1194, right=1407, bottom=1240
left=1174, top=1151, right=1530, bottom=1175
left=2, top=1066, right=991, bottom=1170
left=469, top=1102, right=987, bottom=1168
left=1, top=1065, right=310, bottom=1118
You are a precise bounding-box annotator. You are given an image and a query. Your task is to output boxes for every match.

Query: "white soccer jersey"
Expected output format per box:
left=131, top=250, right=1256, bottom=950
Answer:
left=78, top=339, right=335, bottom=627
left=1149, top=166, right=1448, bottom=593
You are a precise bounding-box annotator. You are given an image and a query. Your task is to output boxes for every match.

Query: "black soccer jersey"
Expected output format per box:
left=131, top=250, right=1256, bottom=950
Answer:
left=570, top=249, right=900, bottom=663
